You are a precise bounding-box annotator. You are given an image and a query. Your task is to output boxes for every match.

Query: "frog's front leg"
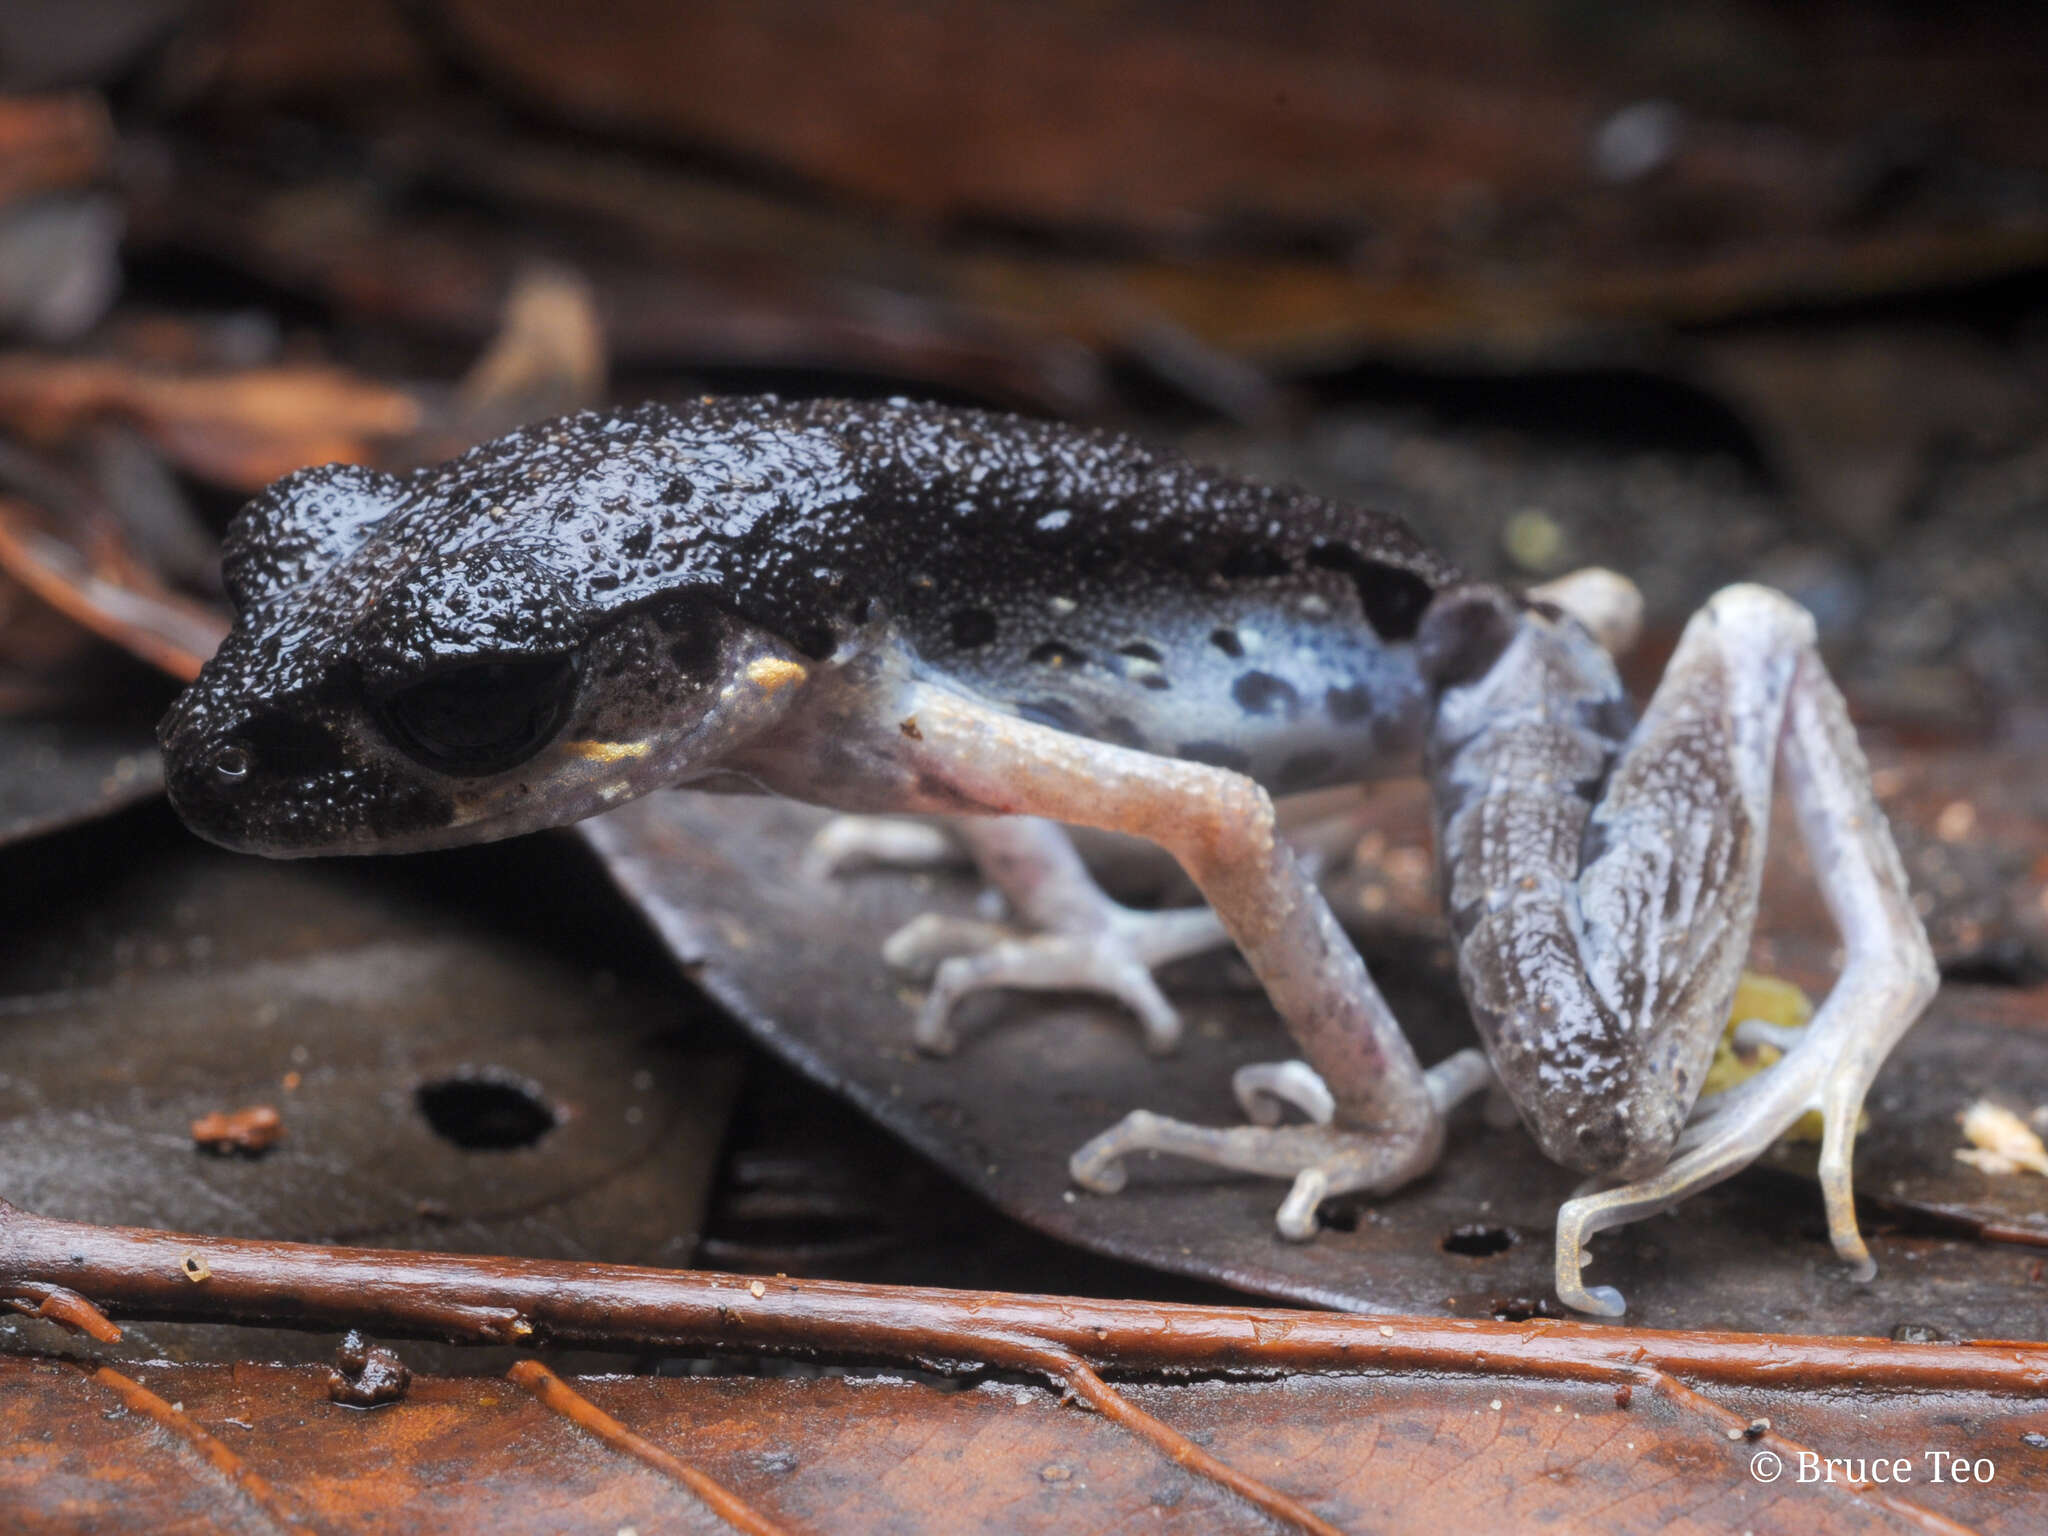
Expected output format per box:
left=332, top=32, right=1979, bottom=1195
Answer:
left=1425, top=582, right=1936, bottom=1317
left=891, top=816, right=1226, bottom=1056
left=809, top=802, right=1375, bottom=1057
left=883, top=682, right=1483, bottom=1224
left=802, top=812, right=1225, bottom=1053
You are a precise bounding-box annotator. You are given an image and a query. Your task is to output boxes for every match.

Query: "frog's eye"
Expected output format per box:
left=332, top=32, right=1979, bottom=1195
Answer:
left=375, top=654, right=578, bottom=777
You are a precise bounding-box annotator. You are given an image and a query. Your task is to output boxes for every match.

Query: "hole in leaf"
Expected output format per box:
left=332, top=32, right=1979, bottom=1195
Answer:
left=416, top=1070, right=557, bottom=1151
left=1441, top=1224, right=1515, bottom=1257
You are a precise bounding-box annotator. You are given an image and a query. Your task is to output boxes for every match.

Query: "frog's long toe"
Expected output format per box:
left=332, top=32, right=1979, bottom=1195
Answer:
left=1073, top=1053, right=1489, bottom=1236
left=1068, top=1111, right=1445, bottom=1239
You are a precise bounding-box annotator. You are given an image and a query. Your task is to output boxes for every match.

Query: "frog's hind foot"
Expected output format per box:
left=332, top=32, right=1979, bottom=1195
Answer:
left=1071, top=1049, right=1492, bottom=1239
left=1430, top=583, right=1935, bottom=1318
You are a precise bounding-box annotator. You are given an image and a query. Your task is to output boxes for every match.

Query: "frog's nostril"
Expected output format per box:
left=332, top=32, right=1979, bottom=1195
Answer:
left=212, top=744, right=252, bottom=783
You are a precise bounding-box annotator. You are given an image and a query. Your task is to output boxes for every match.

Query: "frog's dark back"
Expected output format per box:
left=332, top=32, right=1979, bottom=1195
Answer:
left=223, top=396, right=1461, bottom=789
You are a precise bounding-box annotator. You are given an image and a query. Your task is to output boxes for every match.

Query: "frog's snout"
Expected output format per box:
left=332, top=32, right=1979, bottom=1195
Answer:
left=157, top=676, right=363, bottom=854
left=160, top=703, right=244, bottom=850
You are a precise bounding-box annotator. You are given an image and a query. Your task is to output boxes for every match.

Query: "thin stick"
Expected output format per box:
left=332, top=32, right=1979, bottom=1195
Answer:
left=991, top=1335, right=1347, bottom=1536
left=4, top=1199, right=2042, bottom=1398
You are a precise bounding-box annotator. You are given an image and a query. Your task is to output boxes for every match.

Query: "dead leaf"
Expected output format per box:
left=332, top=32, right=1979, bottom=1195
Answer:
left=1, top=1336, right=2041, bottom=1532
left=0, top=494, right=229, bottom=681
left=0, top=92, right=113, bottom=209
left=0, top=354, right=424, bottom=489
left=580, top=785, right=2048, bottom=1333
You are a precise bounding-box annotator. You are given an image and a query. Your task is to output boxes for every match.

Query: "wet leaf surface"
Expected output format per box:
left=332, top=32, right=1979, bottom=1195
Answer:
left=3, top=1346, right=2042, bottom=1534
left=0, top=805, right=742, bottom=1367
left=582, top=786, right=2048, bottom=1335
left=0, top=714, right=159, bottom=848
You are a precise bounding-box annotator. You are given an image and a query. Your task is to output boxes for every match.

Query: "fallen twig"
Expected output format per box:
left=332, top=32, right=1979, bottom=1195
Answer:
left=4, top=1197, right=2043, bottom=1394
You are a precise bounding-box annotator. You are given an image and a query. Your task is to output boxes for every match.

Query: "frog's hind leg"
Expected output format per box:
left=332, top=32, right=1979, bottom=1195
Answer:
left=888, top=680, right=1465, bottom=1218
left=1429, top=583, right=1936, bottom=1317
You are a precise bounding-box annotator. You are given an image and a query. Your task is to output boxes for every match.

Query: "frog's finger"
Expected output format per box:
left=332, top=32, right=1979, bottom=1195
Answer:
left=915, top=931, right=1186, bottom=1057
left=801, top=813, right=963, bottom=882
left=891, top=815, right=1226, bottom=1056
left=1233, top=1060, right=1337, bottom=1126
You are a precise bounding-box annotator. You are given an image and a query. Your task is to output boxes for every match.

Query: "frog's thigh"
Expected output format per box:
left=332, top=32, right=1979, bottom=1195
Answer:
left=895, top=681, right=1459, bottom=1222
left=1549, top=586, right=1936, bottom=1316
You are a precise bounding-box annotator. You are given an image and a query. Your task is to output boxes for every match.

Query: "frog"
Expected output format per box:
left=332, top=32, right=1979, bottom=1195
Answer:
left=156, top=396, right=1938, bottom=1316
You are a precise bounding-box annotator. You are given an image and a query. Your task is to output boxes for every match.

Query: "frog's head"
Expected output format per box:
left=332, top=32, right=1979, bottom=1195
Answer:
left=159, top=459, right=809, bottom=856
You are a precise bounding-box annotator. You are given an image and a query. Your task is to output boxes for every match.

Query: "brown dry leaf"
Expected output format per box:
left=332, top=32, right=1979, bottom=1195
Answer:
left=0, top=494, right=228, bottom=681
left=0, top=354, right=424, bottom=490
left=2, top=1344, right=2041, bottom=1533
left=0, top=806, right=741, bottom=1367
left=403, top=261, right=611, bottom=461
left=402, top=1, right=2048, bottom=355
left=420, top=3, right=2048, bottom=241
left=581, top=779, right=2048, bottom=1334
left=0, top=92, right=113, bottom=209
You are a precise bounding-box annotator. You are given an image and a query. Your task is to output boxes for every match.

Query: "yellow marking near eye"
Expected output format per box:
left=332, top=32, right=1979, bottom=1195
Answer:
left=564, top=739, right=654, bottom=763
left=745, top=657, right=809, bottom=694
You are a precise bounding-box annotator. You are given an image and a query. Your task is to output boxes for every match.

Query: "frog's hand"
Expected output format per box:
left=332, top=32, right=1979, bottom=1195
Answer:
left=803, top=811, right=1220, bottom=1054
left=912, top=816, right=1233, bottom=1056
left=888, top=681, right=1454, bottom=1220
left=817, top=802, right=1371, bottom=1058
left=1427, top=584, right=1936, bottom=1318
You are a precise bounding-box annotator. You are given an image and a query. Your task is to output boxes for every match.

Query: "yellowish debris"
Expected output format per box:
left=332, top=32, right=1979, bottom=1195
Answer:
left=1703, top=971, right=1831, bottom=1142
left=1953, top=1099, right=2048, bottom=1178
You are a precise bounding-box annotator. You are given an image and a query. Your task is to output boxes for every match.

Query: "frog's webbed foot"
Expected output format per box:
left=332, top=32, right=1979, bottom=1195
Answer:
left=1429, top=583, right=1936, bottom=1318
